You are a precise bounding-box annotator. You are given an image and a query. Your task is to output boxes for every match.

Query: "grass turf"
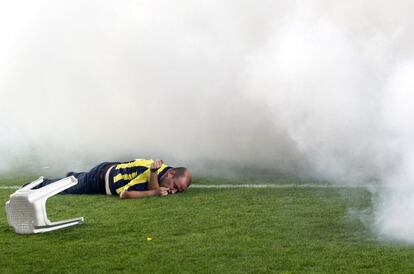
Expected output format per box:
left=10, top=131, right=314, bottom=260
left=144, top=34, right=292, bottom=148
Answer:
left=1, top=177, right=414, bottom=273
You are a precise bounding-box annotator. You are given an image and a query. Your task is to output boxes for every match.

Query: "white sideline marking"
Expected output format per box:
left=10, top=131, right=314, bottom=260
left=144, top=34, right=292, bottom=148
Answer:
left=190, top=184, right=367, bottom=189
left=0, top=186, right=21, bottom=189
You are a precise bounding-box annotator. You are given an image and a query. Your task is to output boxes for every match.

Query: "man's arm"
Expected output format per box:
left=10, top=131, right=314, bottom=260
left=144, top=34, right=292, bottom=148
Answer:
left=120, top=187, right=169, bottom=199
left=148, top=159, right=163, bottom=190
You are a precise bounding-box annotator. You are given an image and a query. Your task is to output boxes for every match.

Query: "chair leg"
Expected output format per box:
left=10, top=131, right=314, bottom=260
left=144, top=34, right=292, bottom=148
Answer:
left=36, top=176, right=78, bottom=199
left=33, top=217, right=84, bottom=233
left=20, top=177, right=45, bottom=191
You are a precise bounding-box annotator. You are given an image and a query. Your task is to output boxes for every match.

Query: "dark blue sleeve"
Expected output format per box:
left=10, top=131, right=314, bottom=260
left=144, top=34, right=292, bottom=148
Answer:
left=127, top=183, right=148, bottom=191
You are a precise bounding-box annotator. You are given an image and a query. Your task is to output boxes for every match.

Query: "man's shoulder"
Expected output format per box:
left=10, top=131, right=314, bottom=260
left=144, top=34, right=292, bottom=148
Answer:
left=132, top=159, right=153, bottom=166
left=113, top=159, right=152, bottom=170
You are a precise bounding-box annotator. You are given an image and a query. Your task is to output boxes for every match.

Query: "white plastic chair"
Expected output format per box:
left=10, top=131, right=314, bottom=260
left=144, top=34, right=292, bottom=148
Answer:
left=5, top=176, right=84, bottom=234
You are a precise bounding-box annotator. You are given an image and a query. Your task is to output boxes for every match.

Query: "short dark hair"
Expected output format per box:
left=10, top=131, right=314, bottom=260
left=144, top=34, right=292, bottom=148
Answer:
left=172, top=167, right=192, bottom=186
left=172, top=167, right=187, bottom=178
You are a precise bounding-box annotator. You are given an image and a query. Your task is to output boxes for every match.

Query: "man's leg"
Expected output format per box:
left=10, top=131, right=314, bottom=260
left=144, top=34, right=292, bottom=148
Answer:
left=32, top=173, right=90, bottom=194
left=61, top=162, right=112, bottom=194
left=66, top=171, right=83, bottom=177
left=31, top=162, right=112, bottom=195
left=60, top=172, right=91, bottom=194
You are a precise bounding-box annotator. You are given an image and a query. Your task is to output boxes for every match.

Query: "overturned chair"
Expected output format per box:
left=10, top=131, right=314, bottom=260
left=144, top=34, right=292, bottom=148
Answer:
left=5, top=176, right=84, bottom=234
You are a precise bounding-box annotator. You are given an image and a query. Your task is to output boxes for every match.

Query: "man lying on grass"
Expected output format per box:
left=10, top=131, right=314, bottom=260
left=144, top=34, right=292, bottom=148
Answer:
left=32, top=159, right=192, bottom=199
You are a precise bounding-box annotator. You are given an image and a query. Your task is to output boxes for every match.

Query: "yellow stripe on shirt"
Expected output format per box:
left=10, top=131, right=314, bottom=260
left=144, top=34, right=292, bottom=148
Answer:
left=119, top=171, right=150, bottom=193
left=115, top=159, right=153, bottom=170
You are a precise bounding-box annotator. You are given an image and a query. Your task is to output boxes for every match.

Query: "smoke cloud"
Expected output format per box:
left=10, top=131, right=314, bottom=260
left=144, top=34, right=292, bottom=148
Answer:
left=1, top=1, right=414, bottom=242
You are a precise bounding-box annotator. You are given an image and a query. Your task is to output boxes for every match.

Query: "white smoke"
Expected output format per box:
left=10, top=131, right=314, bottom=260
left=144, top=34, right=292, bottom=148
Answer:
left=0, top=0, right=303, bottom=174
left=1, top=1, right=414, bottom=242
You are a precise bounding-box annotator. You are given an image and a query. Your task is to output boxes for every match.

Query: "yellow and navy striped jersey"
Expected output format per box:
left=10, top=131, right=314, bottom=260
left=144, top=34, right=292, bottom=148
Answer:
left=108, top=159, right=171, bottom=195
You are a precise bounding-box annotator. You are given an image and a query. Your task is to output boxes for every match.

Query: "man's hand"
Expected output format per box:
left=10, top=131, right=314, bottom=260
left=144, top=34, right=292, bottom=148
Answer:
left=150, top=160, right=163, bottom=172
left=156, top=187, right=170, bottom=197
left=120, top=187, right=170, bottom=199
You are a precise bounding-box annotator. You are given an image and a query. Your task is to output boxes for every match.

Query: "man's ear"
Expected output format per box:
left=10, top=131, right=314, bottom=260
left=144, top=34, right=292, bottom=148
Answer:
left=167, top=169, right=176, bottom=177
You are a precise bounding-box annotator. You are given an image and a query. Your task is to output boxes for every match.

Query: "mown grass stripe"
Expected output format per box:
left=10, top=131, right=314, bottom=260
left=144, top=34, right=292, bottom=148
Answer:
left=0, top=184, right=367, bottom=190
left=2, top=184, right=411, bottom=190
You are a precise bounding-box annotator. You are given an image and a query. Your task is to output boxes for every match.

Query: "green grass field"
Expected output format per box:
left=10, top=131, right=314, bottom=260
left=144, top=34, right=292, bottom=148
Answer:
left=1, top=176, right=414, bottom=273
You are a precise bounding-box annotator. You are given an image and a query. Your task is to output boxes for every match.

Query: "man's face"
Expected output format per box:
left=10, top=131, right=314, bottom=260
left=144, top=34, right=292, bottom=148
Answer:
left=160, top=171, right=190, bottom=194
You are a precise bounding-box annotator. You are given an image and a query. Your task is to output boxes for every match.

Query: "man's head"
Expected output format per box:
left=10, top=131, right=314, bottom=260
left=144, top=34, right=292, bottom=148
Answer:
left=159, top=167, right=192, bottom=194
